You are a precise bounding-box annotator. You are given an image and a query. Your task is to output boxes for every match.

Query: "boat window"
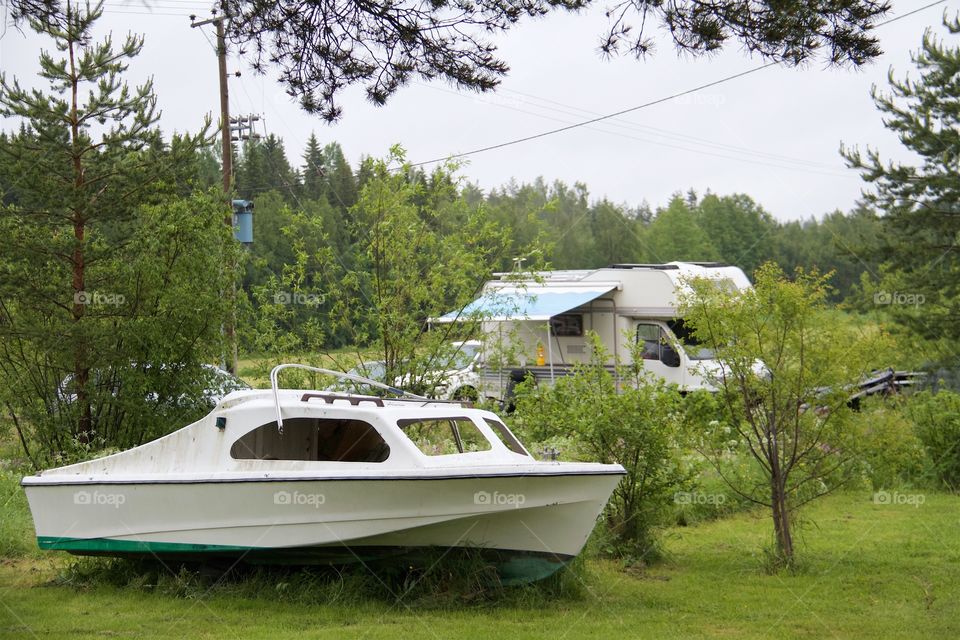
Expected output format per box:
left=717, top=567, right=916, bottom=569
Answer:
left=397, top=417, right=493, bottom=456
left=482, top=418, right=530, bottom=456
left=230, top=418, right=390, bottom=462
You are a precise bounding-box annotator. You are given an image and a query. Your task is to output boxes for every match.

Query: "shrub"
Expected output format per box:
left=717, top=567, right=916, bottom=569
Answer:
left=849, top=399, right=926, bottom=490
left=906, top=390, right=960, bottom=491
left=512, top=334, right=692, bottom=563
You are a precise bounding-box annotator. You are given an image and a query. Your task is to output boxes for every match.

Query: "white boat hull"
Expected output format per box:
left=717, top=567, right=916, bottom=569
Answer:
left=24, top=469, right=622, bottom=576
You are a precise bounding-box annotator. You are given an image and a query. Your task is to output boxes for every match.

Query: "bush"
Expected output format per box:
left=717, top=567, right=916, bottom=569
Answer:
left=906, top=390, right=960, bottom=491
left=512, top=334, right=692, bottom=563
left=669, top=390, right=768, bottom=525
left=669, top=451, right=764, bottom=526
left=849, top=399, right=926, bottom=490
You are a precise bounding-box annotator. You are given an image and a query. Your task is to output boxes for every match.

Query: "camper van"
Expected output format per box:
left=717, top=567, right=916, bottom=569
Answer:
left=432, top=262, right=752, bottom=400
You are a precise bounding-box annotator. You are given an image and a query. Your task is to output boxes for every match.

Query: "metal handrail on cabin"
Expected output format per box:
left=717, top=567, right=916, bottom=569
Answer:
left=269, top=363, right=428, bottom=431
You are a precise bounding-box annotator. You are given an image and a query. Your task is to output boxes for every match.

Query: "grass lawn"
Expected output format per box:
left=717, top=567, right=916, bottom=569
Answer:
left=1, top=490, right=957, bottom=639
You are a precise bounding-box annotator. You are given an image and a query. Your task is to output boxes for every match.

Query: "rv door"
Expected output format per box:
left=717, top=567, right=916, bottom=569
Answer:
left=634, top=322, right=686, bottom=387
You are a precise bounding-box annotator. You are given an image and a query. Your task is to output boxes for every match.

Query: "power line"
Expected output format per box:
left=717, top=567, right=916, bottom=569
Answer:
left=415, top=81, right=852, bottom=177
left=409, top=0, right=950, bottom=169
left=410, top=63, right=778, bottom=169
left=491, top=85, right=846, bottom=170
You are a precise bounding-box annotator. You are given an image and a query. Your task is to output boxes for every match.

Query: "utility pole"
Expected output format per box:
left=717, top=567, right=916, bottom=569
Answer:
left=191, top=14, right=232, bottom=198
left=191, top=13, right=239, bottom=375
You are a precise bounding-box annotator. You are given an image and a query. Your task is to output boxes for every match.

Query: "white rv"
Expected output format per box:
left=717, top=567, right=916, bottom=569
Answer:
left=434, top=262, right=752, bottom=400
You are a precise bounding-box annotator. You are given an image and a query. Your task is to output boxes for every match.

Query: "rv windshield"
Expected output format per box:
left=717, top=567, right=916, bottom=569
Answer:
left=447, top=343, right=480, bottom=370
left=667, top=319, right=715, bottom=361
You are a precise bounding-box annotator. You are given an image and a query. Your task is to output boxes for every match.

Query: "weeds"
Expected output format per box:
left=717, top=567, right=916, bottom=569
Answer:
left=52, top=548, right=587, bottom=610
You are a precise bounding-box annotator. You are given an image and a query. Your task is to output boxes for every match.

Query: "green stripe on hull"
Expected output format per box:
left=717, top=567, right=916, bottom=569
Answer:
left=36, top=537, right=570, bottom=584
left=37, top=536, right=251, bottom=553
left=37, top=537, right=254, bottom=554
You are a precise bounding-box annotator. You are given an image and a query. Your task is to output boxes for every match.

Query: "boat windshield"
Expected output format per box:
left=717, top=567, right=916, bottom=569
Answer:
left=483, top=418, right=529, bottom=456
left=398, top=417, right=492, bottom=456
left=667, top=318, right=715, bottom=361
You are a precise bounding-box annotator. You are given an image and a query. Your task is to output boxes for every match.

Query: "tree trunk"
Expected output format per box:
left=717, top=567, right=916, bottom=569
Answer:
left=67, top=11, right=92, bottom=444
left=770, top=468, right=794, bottom=565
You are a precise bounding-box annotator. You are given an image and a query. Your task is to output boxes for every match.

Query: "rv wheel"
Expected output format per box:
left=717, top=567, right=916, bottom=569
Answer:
left=452, top=386, right=479, bottom=402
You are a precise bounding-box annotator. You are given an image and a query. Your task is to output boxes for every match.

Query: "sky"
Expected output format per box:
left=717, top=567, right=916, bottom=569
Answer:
left=0, top=0, right=955, bottom=221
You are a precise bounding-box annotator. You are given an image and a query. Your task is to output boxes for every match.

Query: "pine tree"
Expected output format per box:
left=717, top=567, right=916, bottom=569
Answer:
left=323, top=142, right=357, bottom=210
left=262, top=134, right=296, bottom=196
left=842, top=15, right=960, bottom=343
left=301, top=132, right=326, bottom=201
left=0, top=1, right=229, bottom=457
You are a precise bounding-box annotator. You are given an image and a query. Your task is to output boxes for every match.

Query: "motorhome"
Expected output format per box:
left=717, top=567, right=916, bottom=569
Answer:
left=433, top=262, right=752, bottom=400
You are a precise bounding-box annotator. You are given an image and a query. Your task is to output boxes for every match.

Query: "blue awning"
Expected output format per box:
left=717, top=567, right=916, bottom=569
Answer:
left=435, top=285, right=617, bottom=323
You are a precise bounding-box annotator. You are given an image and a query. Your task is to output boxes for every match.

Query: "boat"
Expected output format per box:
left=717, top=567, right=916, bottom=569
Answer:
left=22, top=364, right=625, bottom=582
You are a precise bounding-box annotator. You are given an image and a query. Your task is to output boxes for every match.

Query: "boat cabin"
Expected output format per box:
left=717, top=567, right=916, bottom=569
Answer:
left=38, top=386, right=534, bottom=478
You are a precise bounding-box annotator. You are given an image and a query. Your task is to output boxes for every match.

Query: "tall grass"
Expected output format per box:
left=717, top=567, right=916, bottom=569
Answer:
left=53, top=549, right=587, bottom=609
left=0, top=468, right=36, bottom=557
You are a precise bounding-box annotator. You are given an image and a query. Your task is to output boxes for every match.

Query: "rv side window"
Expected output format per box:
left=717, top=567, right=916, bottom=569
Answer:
left=398, top=417, right=493, bottom=456
left=483, top=418, right=529, bottom=456
left=636, top=324, right=661, bottom=360
left=230, top=418, right=390, bottom=462
left=550, top=314, right=584, bottom=337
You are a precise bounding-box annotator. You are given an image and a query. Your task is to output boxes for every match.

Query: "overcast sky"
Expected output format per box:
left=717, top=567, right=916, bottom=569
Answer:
left=1, top=0, right=955, bottom=220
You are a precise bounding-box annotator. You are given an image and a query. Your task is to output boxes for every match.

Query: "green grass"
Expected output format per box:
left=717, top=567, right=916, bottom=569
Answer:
left=2, top=490, right=958, bottom=639
left=0, top=470, right=35, bottom=558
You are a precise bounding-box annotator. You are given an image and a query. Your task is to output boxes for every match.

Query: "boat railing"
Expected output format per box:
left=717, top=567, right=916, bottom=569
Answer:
left=270, top=363, right=459, bottom=431
left=301, top=392, right=386, bottom=407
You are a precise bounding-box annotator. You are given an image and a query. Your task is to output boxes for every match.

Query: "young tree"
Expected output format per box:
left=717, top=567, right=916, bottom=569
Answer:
left=681, top=263, right=887, bottom=566
left=841, top=15, right=960, bottom=344
left=321, top=147, right=514, bottom=391
left=0, top=2, right=232, bottom=459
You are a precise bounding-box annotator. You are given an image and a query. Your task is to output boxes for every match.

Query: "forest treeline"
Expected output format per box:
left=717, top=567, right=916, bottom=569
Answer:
left=217, top=133, right=883, bottom=312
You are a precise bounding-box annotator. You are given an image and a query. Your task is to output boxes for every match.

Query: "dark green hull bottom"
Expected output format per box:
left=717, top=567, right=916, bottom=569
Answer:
left=37, top=536, right=572, bottom=584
